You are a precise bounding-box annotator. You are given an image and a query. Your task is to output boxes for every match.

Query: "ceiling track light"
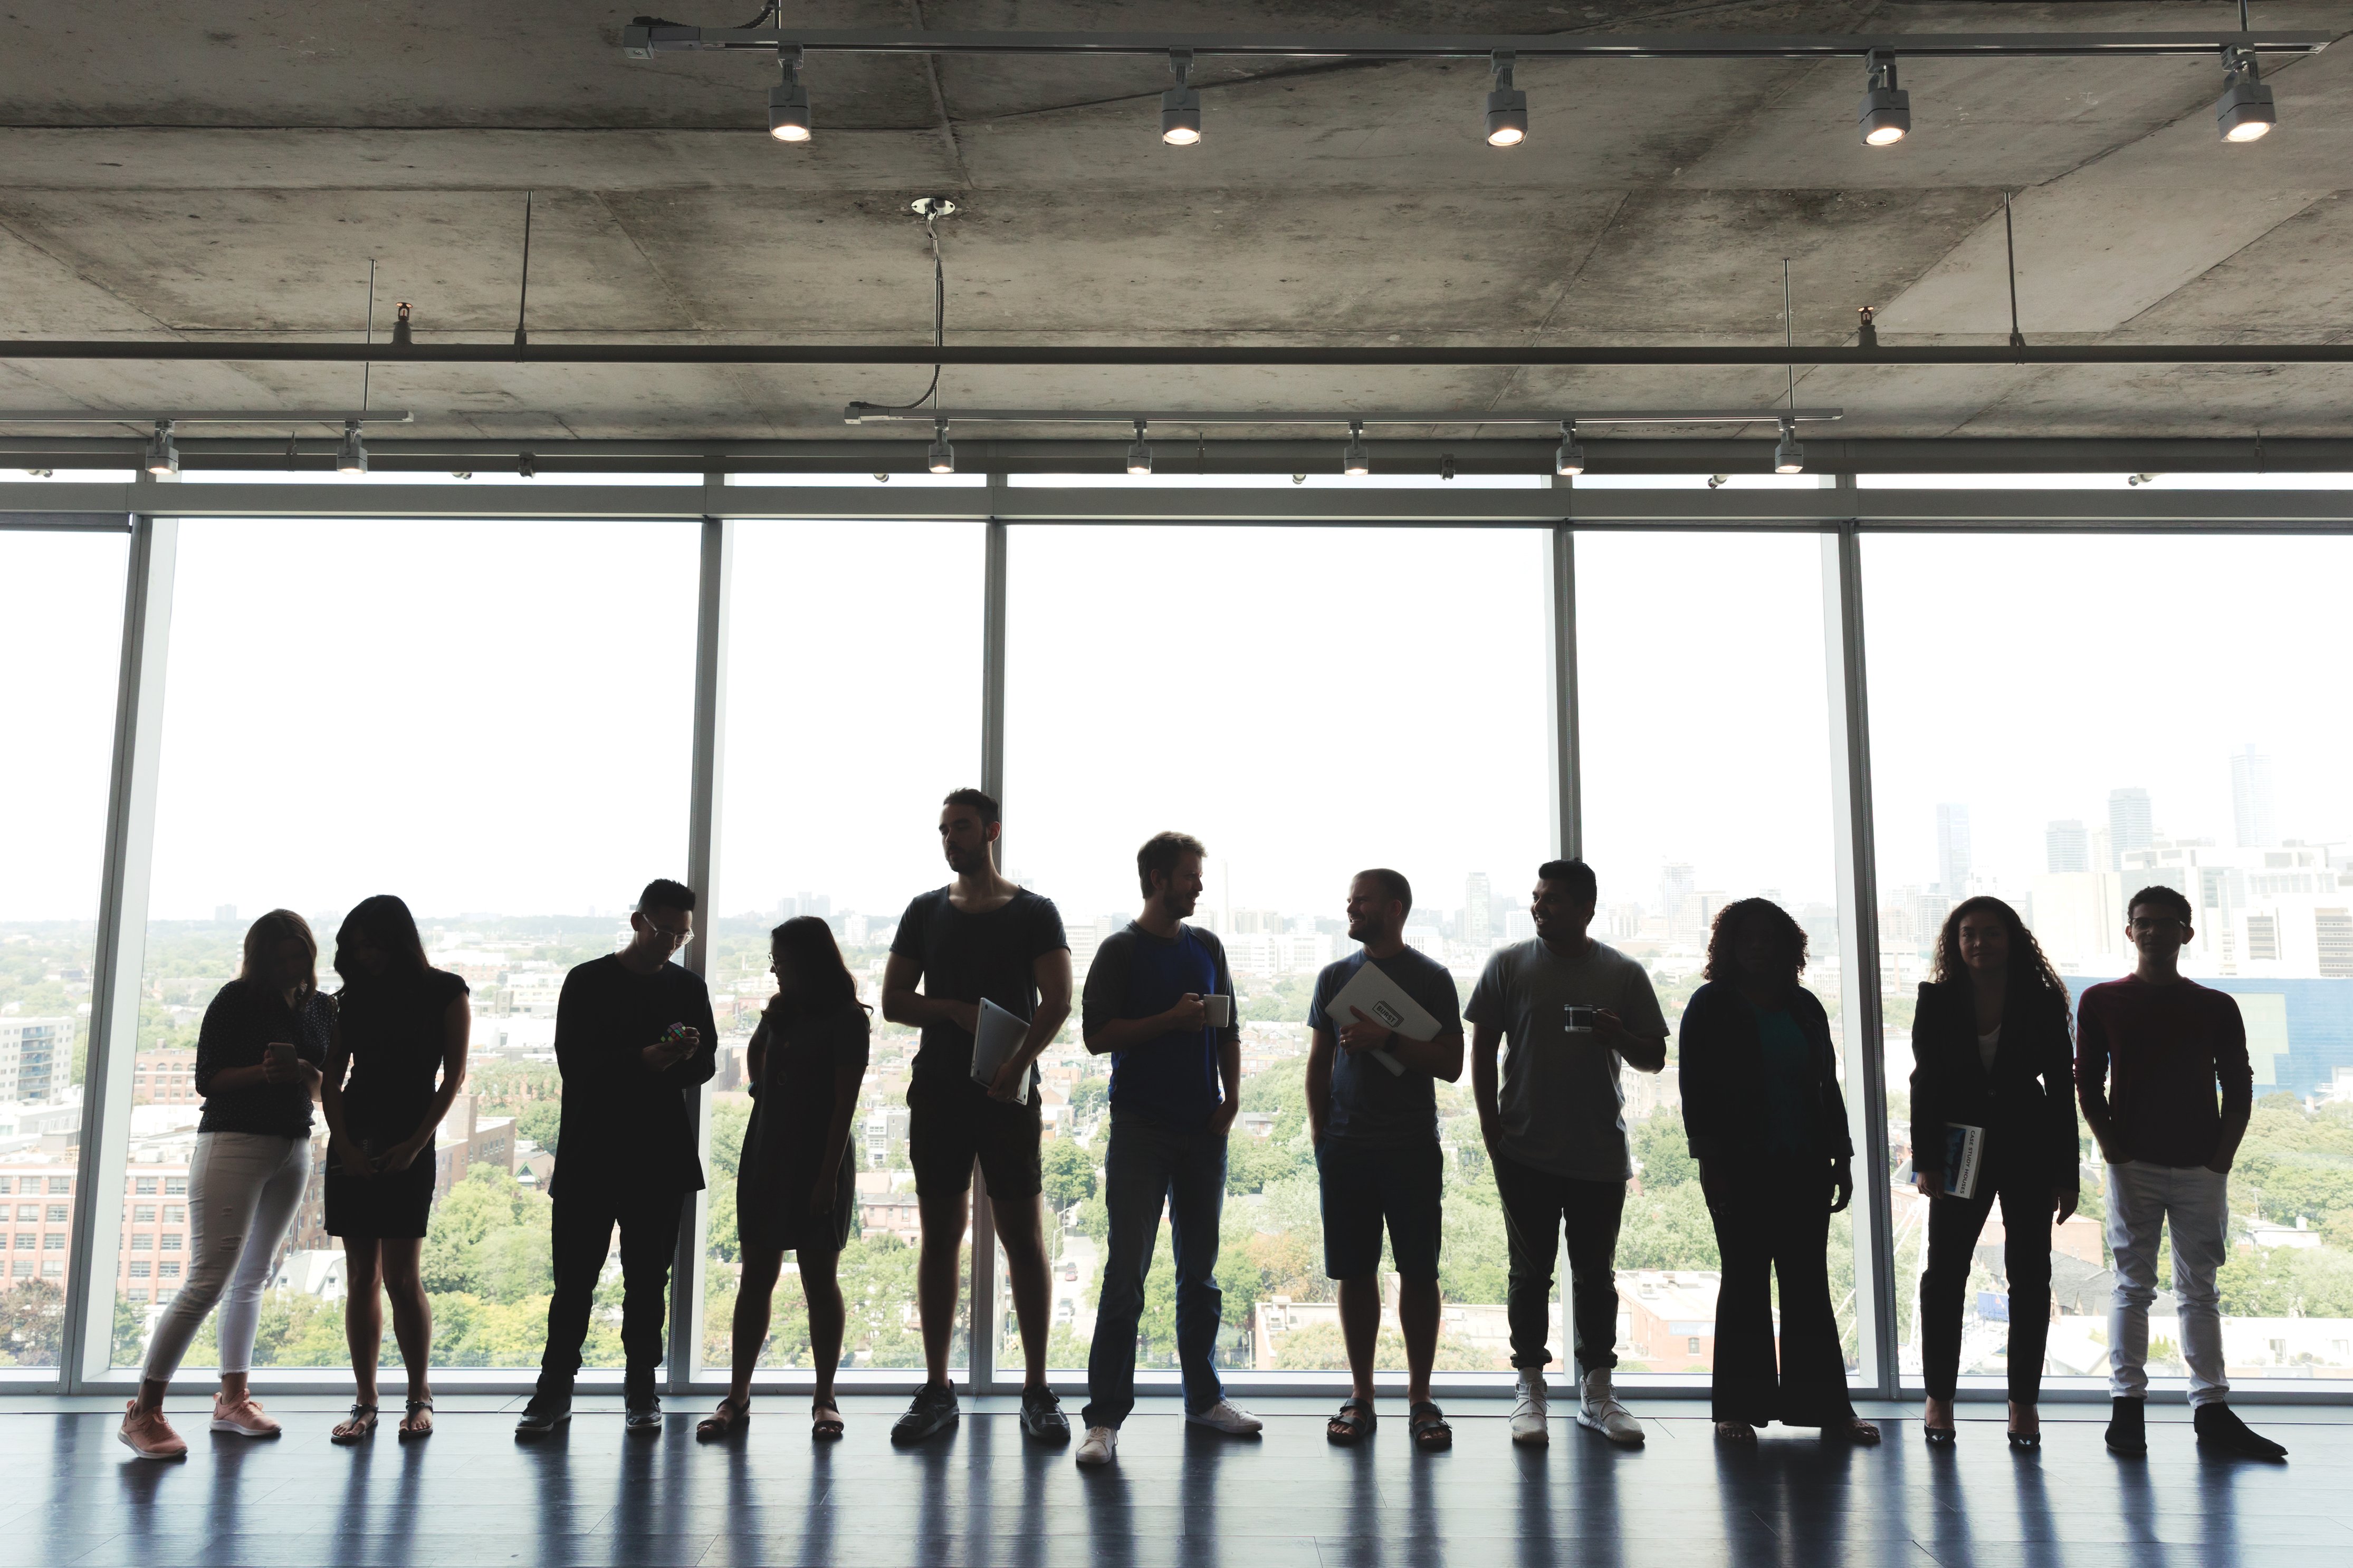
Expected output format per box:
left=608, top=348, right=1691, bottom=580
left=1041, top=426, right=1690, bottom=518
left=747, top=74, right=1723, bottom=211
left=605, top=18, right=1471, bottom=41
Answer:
left=336, top=419, right=369, bottom=474
left=2215, top=45, right=2276, bottom=142
left=1343, top=420, right=1370, bottom=476
left=1161, top=49, right=1201, bottom=145
left=928, top=419, right=956, bottom=474
left=1485, top=50, right=1527, bottom=147
left=1125, top=419, right=1153, bottom=474
left=769, top=45, right=811, bottom=142
left=1859, top=50, right=1910, bottom=145
left=143, top=419, right=178, bottom=477
left=1773, top=417, right=1806, bottom=475
left=1554, top=420, right=1585, bottom=477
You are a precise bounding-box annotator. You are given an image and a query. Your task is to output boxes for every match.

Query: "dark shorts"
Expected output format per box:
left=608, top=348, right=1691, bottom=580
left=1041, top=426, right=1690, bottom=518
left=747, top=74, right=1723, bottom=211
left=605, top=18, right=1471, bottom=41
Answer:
left=1315, top=1136, right=1443, bottom=1281
left=908, top=1085, right=1044, bottom=1200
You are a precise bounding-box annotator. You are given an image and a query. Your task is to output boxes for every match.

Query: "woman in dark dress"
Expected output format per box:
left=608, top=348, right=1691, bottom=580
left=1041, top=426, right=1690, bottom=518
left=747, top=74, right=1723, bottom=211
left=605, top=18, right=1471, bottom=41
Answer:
left=1680, top=898, right=1880, bottom=1445
left=1910, top=896, right=2079, bottom=1449
left=699, top=916, right=870, bottom=1443
left=319, top=894, right=471, bottom=1442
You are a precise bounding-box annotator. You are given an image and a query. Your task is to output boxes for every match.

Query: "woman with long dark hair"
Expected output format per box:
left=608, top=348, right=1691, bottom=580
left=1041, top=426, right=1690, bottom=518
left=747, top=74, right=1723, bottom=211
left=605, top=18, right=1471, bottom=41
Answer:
left=1910, top=895, right=2079, bottom=1449
left=119, top=910, right=329, bottom=1459
left=1679, top=898, right=1879, bottom=1444
left=318, top=894, right=471, bottom=1442
left=698, top=916, right=871, bottom=1443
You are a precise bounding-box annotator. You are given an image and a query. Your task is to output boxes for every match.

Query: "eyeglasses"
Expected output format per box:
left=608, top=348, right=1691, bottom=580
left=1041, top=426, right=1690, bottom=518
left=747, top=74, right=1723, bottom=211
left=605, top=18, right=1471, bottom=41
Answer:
left=644, top=920, right=691, bottom=947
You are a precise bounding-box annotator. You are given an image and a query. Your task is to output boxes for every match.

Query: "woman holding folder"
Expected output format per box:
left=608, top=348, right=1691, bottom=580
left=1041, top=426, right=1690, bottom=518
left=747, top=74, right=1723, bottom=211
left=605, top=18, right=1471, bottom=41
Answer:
left=1910, top=897, right=2080, bottom=1448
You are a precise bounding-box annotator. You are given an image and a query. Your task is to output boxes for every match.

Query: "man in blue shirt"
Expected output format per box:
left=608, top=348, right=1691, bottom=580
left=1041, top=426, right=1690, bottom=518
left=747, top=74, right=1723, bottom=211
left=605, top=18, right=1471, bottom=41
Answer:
left=1307, top=869, right=1465, bottom=1452
left=1074, top=831, right=1261, bottom=1466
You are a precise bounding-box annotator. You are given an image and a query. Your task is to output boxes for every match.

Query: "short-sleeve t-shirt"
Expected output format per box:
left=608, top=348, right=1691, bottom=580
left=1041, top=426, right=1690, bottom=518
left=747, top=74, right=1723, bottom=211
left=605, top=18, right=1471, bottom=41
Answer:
left=1082, top=922, right=1239, bottom=1132
left=1307, top=947, right=1464, bottom=1147
left=1464, top=937, right=1669, bottom=1181
left=890, top=886, right=1069, bottom=1098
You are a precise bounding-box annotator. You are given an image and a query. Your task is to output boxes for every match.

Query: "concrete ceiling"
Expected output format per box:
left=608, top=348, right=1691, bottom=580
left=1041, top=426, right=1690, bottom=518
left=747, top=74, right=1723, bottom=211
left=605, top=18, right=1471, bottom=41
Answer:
left=2, top=1, right=2351, bottom=445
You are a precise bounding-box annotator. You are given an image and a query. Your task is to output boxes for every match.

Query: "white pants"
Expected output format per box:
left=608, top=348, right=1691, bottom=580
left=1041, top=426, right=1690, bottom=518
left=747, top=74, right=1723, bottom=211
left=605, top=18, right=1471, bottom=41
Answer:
left=142, top=1130, right=311, bottom=1382
left=2105, top=1159, right=2230, bottom=1406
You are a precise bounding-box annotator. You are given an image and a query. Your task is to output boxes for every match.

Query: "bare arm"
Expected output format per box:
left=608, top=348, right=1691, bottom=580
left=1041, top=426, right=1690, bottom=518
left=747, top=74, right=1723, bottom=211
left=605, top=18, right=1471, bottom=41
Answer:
left=882, top=951, right=979, bottom=1035
left=986, top=948, right=1074, bottom=1101
left=1087, top=1001, right=1199, bottom=1056
left=387, top=994, right=473, bottom=1171
left=1471, top=1019, right=1505, bottom=1144
left=318, top=1015, right=367, bottom=1178
left=1305, top=1026, right=1335, bottom=1145
left=809, top=1055, right=868, bottom=1214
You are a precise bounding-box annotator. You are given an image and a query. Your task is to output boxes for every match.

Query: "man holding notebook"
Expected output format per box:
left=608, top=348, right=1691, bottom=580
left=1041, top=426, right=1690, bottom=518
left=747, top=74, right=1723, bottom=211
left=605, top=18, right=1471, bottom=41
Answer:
left=1074, top=831, right=1261, bottom=1466
left=1306, top=868, right=1465, bottom=1452
left=882, top=788, right=1072, bottom=1445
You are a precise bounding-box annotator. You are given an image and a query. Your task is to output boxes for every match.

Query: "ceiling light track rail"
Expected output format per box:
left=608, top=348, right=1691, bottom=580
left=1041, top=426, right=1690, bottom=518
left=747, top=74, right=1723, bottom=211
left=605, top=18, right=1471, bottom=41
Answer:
left=843, top=406, right=1845, bottom=426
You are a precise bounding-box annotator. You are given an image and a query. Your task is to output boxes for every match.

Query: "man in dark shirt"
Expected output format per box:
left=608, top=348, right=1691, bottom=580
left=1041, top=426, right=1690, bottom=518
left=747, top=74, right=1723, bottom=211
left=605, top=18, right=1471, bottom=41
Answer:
left=1306, top=869, right=1464, bottom=1452
left=1073, top=832, right=1259, bottom=1467
left=882, top=788, right=1073, bottom=1444
left=518, top=878, right=717, bottom=1437
left=2077, top=884, right=2282, bottom=1460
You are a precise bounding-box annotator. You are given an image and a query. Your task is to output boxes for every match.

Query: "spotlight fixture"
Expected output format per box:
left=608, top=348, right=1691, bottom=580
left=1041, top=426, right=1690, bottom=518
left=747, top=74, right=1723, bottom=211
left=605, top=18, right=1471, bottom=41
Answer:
left=1343, top=421, right=1370, bottom=476
left=2215, top=46, right=2276, bottom=142
left=335, top=419, right=368, bottom=474
left=1554, top=420, right=1586, bottom=477
left=1859, top=50, right=1910, bottom=146
left=1773, top=417, right=1806, bottom=475
left=519, top=451, right=536, bottom=479
left=1125, top=420, right=1153, bottom=475
left=1485, top=50, right=1527, bottom=147
left=928, top=420, right=956, bottom=474
left=143, top=419, right=178, bottom=477
left=769, top=46, right=812, bottom=142
left=1161, top=50, right=1201, bottom=145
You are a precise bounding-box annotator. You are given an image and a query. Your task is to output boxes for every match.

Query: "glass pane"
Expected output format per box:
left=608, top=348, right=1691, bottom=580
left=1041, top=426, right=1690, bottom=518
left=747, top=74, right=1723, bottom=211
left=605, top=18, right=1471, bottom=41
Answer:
left=1001, top=525, right=1550, bottom=1379
left=0, top=530, right=127, bottom=1370
left=700, top=520, right=983, bottom=1378
left=1576, top=530, right=1862, bottom=1380
left=1867, top=533, right=2353, bottom=1392
left=108, top=516, right=697, bottom=1373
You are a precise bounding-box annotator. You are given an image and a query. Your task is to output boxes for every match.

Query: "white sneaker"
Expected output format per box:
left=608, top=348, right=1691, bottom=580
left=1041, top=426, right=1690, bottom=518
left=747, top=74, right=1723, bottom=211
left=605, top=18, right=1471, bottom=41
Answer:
left=1510, top=1371, right=1550, bottom=1447
left=1185, top=1399, right=1264, bottom=1435
left=1576, top=1368, right=1644, bottom=1447
left=1076, top=1425, right=1118, bottom=1467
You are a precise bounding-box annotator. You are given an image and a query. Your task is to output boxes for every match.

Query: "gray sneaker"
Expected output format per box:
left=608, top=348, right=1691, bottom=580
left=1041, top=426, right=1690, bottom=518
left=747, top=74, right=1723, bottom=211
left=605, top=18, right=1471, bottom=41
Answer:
left=514, top=1397, right=571, bottom=1437
left=1020, top=1384, right=1071, bottom=1443
left=891, top=1381, right=961, bottom=1445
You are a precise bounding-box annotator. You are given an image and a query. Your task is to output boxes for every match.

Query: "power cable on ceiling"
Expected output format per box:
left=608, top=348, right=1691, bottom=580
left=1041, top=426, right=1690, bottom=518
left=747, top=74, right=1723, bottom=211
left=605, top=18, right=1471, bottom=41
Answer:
left=863, top=205, right=948, bottom=412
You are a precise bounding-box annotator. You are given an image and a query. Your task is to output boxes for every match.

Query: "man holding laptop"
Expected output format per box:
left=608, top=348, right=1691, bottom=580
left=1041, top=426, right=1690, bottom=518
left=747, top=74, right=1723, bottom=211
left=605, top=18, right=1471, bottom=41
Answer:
left=1306, top=868, right=1465, bottom=1451
left=882, top=788, right=1073, bottom=1445
left=1074, top=831, right=1261, bottom=1467
left=1467, top=858, right=1668, bottom=1448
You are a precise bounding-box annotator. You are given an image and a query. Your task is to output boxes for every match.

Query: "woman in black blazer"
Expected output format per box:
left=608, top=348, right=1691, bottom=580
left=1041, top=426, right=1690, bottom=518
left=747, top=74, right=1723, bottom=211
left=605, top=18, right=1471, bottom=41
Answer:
left=1909, top=896, right=2079, bottom=1448
left=1681, top=898, right=1878, bottom=1444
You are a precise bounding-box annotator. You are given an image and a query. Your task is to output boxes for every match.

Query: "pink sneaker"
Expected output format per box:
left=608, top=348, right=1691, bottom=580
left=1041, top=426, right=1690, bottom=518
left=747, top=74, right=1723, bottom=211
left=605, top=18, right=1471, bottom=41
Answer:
left=119, top=1402, right=189, bottom=1459
left=211, top=1394, right=282, bottom=1437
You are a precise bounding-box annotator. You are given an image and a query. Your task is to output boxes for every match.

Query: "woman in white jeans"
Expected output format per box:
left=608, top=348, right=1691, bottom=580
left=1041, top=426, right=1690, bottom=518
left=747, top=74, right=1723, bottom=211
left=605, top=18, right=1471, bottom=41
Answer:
left=119, top=910, right=330, bottom=1459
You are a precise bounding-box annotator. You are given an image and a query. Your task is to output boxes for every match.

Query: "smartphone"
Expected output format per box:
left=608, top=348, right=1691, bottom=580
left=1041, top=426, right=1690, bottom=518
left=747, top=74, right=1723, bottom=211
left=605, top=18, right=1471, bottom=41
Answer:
left=266, top=1040, right=297, bottom=1074
left=1562, top=1006, right=1598, bottom=1034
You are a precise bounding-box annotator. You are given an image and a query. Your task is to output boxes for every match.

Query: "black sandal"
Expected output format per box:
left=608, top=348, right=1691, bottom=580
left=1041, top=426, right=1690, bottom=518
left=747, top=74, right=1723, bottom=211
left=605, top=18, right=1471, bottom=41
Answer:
left=811, top=1400, right=844, bottom=1441
left=1925, top=1424, right=1957, bottom=1447
left=330, top=1404, right=379, bottom=1446
left=1408, top=1401, right=1452, bottom=1452
left=398, top=1399, right=434, bottom=1442
left=695, top=1396, right=752, bottom=1442
left=1326, top=1398, right=1375, bottom=1446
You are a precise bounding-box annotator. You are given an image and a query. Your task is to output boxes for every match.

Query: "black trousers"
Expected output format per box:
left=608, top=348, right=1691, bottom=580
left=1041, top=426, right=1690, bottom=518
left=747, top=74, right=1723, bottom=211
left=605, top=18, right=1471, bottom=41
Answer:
left=537, top=1181, right=686, bottom=1399
left=1919, top=1145, right=2055, bottom=1405
left=1701, top=1156, right=1854, bottom=1428
left=1491, top=1151, right=1627, bottom=1375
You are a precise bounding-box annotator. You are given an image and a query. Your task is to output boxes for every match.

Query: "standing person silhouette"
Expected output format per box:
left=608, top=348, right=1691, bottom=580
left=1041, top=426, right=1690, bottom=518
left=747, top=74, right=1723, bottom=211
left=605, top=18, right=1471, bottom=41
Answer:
left=318, top=894, right=472, bottom=1444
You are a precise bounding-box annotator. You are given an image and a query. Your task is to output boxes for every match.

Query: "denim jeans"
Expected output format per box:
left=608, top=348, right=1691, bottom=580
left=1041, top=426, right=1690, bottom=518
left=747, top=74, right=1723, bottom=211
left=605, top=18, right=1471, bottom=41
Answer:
left=2106, top=1159, right=2230, bottom=1406
left=1081, top=1111, right=1227, bottom=1429
left=1490, top=1151, right=1625, bottom=1374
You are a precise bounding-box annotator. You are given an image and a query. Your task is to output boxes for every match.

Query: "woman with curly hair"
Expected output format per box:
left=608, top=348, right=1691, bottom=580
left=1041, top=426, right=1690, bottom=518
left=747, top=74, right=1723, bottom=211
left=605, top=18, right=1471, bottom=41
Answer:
left=1909, top=896, right=2078, bottom=1449
left=1679, top=898, right=1878, bottom=1444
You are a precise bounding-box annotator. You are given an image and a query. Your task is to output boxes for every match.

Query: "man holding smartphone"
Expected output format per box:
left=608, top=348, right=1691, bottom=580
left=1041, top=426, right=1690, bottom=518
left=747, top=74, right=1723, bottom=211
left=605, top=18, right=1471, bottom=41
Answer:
left=518, top=879, right=718, bottom=1437
left=1073, top=831, right=1259, bottom=1467
left=1467, top=859, right=1668, bottom=1448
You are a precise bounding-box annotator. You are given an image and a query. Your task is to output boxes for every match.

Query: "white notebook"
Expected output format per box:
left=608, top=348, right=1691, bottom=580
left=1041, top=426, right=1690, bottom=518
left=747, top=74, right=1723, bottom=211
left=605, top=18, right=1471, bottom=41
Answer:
left=969, top=997, right=1035, bottom=1104
left=1322, top=960, right=1446, bottom=1078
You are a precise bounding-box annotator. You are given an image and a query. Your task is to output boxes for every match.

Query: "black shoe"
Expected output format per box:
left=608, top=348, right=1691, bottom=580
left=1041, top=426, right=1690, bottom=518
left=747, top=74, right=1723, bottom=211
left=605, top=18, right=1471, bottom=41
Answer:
left=1020, top=1384, right=1071, bottom=1444
left=515, top=1398, right=571, bottom=1436
left=891, top=1382, right=961, bottom=1446
left=626, top=1394, right=663, bottom=1434
left=2105, top=1397, right=2146, bottom=1458
left=2195, top=1403, right=2288, bottom=1460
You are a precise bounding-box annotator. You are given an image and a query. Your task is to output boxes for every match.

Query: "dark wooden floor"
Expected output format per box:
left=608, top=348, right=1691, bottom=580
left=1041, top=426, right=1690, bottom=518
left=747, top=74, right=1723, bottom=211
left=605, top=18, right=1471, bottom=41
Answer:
left=2, top=1397, right=2347, bottom=1566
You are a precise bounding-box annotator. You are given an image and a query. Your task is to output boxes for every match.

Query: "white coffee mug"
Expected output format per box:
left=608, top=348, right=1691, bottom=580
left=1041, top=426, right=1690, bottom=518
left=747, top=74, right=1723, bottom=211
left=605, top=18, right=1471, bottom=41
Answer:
left=1200, top=993, right=1233, bottom=1028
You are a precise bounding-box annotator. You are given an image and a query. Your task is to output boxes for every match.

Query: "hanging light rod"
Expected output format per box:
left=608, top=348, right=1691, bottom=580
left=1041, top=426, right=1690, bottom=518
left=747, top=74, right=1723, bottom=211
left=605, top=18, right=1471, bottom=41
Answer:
left=620, top=25, right=2330, bottom=61
left=0, top=408, right=413, bottom=425
left=844, top=406, right=1845, bottom=426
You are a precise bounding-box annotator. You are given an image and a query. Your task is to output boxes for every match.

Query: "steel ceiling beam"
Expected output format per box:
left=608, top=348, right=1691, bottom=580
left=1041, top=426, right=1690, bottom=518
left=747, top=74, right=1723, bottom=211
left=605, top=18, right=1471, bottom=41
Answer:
left=843, top=406, right=1847, bottom=426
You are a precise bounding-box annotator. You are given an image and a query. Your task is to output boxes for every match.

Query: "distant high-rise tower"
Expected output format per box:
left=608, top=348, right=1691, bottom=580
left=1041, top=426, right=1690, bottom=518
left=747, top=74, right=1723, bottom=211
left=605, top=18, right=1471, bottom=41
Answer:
left=2045, top=820, right=2089, bottom=874
left=2108, top=787, right=2154, bottom=869
left=1659, top=863, right=1696, bottom=918
left=1465, top=872, right=1492, bottom=947
left=1936, top=804, right=1973, bottom=893
left=2232, top=744, right=2276, bottom=848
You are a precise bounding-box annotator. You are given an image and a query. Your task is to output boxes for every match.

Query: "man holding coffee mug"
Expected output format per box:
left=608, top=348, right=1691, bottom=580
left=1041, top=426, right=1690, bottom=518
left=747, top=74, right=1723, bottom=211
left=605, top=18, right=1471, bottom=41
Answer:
left=1073, top=831, right=1260, bottom=1466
